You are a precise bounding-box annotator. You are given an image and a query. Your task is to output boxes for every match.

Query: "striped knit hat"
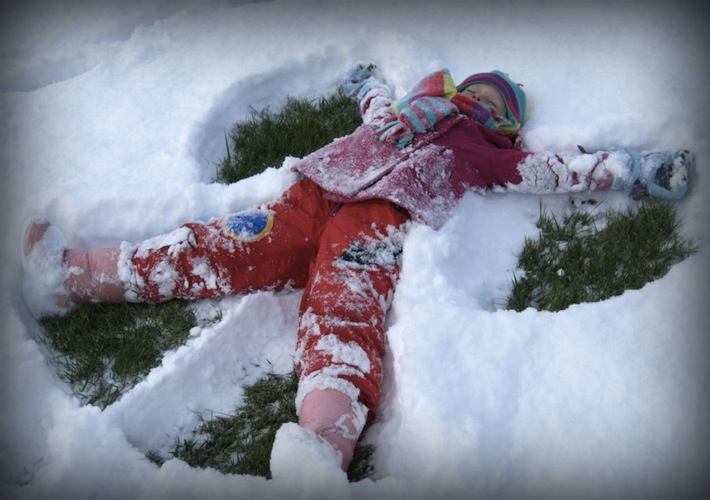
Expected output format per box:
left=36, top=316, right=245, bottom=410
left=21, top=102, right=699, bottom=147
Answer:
left=457, top=70, right=527, bottom=135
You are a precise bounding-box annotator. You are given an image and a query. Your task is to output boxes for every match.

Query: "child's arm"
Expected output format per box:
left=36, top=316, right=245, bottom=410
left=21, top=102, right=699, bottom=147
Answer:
left=501, top=147, right=691, bottom=200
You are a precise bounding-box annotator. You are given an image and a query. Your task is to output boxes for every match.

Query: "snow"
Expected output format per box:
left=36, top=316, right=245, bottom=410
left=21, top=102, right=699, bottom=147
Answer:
left=2, top=0, right=709, bottom=498
left=270, top=422, right=349, bottom=493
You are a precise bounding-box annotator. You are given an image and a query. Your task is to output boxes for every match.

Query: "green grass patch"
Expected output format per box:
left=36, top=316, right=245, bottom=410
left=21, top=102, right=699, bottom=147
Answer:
left=216, top=88, right=361, bottom=184
left=39, top=300, right=196, bottom=409
left=171, top=369, right=375, bottom=482
left=506, top=201, right=697, bottom=312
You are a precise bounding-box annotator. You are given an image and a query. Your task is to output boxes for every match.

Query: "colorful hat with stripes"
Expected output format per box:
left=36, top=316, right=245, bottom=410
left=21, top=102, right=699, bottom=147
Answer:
left=457, top=70, right=527, bottom=135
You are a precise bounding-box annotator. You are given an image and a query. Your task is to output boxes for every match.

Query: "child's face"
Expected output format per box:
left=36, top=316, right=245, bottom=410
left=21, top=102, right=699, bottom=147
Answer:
left=460, top=83, right=506, bottom=120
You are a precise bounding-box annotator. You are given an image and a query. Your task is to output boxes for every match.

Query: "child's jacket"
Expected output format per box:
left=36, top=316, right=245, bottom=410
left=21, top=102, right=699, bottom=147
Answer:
left=292, top=91, right=531, bottom=228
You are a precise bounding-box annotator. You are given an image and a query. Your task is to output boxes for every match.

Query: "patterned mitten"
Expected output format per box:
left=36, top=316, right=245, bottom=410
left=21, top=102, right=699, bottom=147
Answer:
left=378, top=96, right=459, bottom=148
left=377, top=120, right=415, bottom=147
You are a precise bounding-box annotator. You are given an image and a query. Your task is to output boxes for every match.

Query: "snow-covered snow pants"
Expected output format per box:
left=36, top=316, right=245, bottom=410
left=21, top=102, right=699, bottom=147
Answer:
left=124, top=177, right=409, bottom=421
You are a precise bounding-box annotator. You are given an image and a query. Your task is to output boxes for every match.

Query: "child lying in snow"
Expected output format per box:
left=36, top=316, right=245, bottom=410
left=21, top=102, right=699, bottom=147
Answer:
left=22, top=63, right=691, bottom=479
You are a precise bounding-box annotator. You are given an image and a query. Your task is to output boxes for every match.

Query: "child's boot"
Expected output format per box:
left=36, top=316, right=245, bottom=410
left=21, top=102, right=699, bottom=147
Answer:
left=270, top=422, right=349, bottom=491
left=299, top=389, right=367, bottom=470
left=270, top=388, right=366, bottom=484
left=63, top=247, right=127, bottom=304
left=22, top=220, right=71, bottom=317
left=22, top=221, right=128, bottom=317
left=297, top=388, right=366, bottom=471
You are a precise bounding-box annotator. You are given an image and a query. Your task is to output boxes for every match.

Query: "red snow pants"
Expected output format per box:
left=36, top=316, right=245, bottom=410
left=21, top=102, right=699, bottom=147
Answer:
left=129, top=178, right=410, bottom=421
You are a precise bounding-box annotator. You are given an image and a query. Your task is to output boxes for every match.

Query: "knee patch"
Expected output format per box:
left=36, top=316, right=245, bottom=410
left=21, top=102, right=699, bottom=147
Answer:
left=221, top=210, right=274, bottom=242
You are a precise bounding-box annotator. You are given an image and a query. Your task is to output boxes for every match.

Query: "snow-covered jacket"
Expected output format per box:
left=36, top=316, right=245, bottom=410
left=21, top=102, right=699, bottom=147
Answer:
left=292, top=88, right=530, bottom=229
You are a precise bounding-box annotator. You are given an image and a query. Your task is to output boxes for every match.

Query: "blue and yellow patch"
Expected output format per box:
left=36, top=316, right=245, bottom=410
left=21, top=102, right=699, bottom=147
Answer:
left=222, top=210, right=274, bottom=242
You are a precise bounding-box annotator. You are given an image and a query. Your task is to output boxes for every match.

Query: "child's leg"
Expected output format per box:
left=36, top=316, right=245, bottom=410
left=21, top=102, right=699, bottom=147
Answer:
left=126, top=178, right=335, bottom=303
left=293, top=199, right=409, bottom=471
left=23, top=179, right=336, bottom=312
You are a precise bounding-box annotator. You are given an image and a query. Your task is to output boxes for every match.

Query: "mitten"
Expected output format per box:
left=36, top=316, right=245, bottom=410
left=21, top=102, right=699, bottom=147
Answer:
left=377, top=120, right=415, bottom=147
left=377, top=96, right=459, bottom=148
left=399, top=96, right=459, bottom=134
left=341, top=63, right=390, bottom=105
left=609, top=147, right=691, bottom=200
